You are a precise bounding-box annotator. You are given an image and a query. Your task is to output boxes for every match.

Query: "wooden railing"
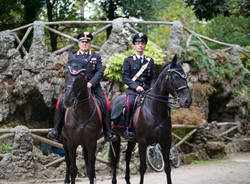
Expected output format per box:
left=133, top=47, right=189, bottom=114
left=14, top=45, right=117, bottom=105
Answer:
left=8, top=20, right=250, bottom=58
left=0, top=122, right=239, bottom=167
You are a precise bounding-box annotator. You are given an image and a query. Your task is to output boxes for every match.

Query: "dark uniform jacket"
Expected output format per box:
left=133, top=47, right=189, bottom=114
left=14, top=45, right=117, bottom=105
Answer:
left=122, top=55, right=156, bottom=95
left=74, top=50, right=103, bottom=89
left=65, top=50, right=106, bottom=104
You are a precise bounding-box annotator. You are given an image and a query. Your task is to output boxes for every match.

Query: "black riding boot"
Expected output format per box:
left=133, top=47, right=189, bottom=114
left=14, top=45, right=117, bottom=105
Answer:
left=103, top=110, right=118, bottom=142
left=124, top=108, right=135, bottom=139
left=47, top=105, right=65, bottom=141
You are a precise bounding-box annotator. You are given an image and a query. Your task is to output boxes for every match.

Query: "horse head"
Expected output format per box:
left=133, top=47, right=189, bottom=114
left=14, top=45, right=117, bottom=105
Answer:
left=158, top=54, right=192, bottom=108
left=63, top=51, right=89, bottom=108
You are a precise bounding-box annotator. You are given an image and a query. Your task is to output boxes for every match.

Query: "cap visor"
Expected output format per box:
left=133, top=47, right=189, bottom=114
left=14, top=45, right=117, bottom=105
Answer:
left=79, top=38, right=91, bottom=42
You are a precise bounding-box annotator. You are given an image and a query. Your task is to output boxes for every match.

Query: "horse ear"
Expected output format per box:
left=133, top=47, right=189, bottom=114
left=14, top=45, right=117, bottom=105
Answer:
left=179, top=54, right=184, bottom=65
left=68, top=50, right=75, bottom=61
left=171, top=54, right=177, bottom=67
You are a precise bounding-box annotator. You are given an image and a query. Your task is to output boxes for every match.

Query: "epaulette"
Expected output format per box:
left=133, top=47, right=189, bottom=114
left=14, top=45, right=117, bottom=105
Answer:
left=125, top=55, right=133, bottom=58
left=125, top=55, right=135, bottom=61
left=145, top=56, right=152, bottom=62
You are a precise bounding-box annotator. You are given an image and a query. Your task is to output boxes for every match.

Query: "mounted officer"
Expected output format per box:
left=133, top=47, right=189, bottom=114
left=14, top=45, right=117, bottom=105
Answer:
left=48, top=32, right=117, bottom=142
left=122, top=33, right=157, bottom=139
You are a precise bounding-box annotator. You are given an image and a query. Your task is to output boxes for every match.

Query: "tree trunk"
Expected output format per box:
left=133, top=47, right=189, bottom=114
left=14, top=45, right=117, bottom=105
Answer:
left=46, top=0, right=58, bottom=51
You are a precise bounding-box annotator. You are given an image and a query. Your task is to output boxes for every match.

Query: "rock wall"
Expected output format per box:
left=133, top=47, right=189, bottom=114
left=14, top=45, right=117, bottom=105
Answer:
left=0, top=126, right=49, bottom=180
left=0, top=22, right=66, bottom=125
left=0, top=19, right=248, bottom=131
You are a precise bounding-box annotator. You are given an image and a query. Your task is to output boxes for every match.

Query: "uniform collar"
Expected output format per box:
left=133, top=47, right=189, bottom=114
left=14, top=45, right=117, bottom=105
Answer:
left=77, top=50, right=92, bottom=56
left=135, top=53, right=144, bottom=60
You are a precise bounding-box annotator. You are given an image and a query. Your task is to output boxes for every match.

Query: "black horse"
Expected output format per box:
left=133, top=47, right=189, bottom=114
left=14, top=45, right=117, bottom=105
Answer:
left=62, top=53, right=102, bottom=184
left=109, top=55, right=192, bottom=184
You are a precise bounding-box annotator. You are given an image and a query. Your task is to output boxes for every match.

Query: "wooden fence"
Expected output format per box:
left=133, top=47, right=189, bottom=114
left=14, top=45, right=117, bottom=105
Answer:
left=9, top=20, right=250, bottom=58
left=0, top=122, right=239, bottom=168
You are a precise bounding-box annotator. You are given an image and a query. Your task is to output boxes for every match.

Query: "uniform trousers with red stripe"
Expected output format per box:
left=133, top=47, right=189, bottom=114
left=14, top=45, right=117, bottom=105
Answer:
left=125, top=94, right=137, bottom=128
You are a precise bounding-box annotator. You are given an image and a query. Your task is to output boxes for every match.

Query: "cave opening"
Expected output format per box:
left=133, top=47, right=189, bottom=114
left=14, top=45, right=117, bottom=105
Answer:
left=12, top=89, right=56, bottom=128
left=208, top=94, right=234, bottom=123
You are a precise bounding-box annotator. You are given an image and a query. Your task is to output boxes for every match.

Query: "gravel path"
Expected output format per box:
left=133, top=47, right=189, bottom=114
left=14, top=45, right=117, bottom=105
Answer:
left=1, top=152, right=250, bottom=184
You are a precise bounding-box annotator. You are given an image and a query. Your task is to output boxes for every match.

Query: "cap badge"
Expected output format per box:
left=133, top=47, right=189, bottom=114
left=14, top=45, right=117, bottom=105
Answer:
left=84, top=32, right=89, bottom=38
left=138, top=33, right=143, bottom=37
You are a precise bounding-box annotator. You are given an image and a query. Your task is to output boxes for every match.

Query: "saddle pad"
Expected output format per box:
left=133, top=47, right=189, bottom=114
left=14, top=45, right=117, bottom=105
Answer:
left=111, top=96, right=126, bottom=120
left=112, top=106, right=141, bottom=128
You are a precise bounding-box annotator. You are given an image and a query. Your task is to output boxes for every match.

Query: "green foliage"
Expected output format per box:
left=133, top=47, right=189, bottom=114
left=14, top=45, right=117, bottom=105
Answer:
left=185, top=0, right=249, bottom=20
left=98, top=0, right=164, bottom=20
left=202, top=16, right=250, bottom=49
left=148, top=0, right=205, bottom=48
left=1, top=142, right=10, bottom=153
left=0, top=0, right=44, bottom=31
left=186, top=42, right=239, bottom=84
left=240, top=46, right=250, bottom=71
left=192, top=159, right=220, bottom=164
left=185, top=0, right=229, bottom=20
left=104, top=41, right=165, bottom=83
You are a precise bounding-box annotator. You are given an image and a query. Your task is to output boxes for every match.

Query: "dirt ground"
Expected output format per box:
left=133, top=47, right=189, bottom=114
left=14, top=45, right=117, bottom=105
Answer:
left=1, top=152, right=250, bottom=184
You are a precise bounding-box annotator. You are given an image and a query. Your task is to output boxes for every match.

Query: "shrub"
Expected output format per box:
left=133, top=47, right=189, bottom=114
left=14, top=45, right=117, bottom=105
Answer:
left=104, top=41, right=165, bottom=83
left=171, top=105, right=205, bottom=125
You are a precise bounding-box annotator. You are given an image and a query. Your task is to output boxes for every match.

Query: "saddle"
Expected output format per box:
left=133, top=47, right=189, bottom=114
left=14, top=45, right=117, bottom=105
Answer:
left=111, top=95, right=145, bottom=127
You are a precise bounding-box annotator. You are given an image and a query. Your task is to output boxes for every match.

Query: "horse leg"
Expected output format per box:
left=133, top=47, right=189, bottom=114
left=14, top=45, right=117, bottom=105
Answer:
left=66, top=142, right=78, bottom=184
left=109, top=137, right=121, bottom=184
left=160, top=140, right=172, bottom=184
left=82, top=145, right=89, bottom=176
left=86, top=142, right=97, bottom=184
left=63, top=139, right=71, bottom=184
left=125, top=141, right=136, bottom=184
left=138, top=143, right=147, bottom=184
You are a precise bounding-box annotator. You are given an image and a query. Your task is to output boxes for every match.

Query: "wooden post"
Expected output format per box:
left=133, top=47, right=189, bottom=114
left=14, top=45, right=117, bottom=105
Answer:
left=186, top=34, right=193, bottom=48
left=125, top=24, right=139, bottom=33
left=174, top=129, right=197, bottom=148
left=172, top=132, right=193, bottom=147
left=219, top=126, right=238, bottom=137
left=31, top=133, right=109, bottom=164
left=53, top=43, right=75, bottom=55
left=0, top=128, right=52, bottom=134
left=45, top=25, right=78, bottom=42
left=0, top=133, right=14, bottom=141
left=45, top=157, right=65, bottom=168
left=11, top=23, right=33, bottom=32
left=16, top=26, right=33, bottom=52
left=13, top=32, right=28, bottom=55
left=172, top=124, right=197, bottom=129
left=92, top=24, right=112, bottom=36
left=216, top=122, right=238, bottom=126
left=45, top=21, right=113, bottom=25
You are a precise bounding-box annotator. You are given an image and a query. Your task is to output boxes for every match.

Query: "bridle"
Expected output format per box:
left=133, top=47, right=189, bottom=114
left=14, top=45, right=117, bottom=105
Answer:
left=65, top=65, right=97, bottom=127
left=142, top=64, right=189, bottom=109
left=66, top=66, right=90, bottom=108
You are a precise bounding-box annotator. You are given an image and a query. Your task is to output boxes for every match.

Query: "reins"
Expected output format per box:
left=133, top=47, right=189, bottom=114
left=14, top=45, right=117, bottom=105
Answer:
left=140, top=65, right=189, bottom=109
left=70, top=95, right=97, bottom=129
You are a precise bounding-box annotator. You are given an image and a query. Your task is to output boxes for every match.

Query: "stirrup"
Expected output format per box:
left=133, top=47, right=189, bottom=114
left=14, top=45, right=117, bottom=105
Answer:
left=47, top=130, right=60, bottom=142
left=105, top=132, right=118, bottom=142
left=124, top=127, right=135, bottom=139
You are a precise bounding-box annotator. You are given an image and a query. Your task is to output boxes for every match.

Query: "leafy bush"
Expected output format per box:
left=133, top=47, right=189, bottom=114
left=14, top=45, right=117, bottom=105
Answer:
left=240, top=45, right=250, bottom=71
left=1, top=142, right=10, bottom=153
left=171, top=105, right=205, bottom=125
left=104, top=41, right=165, bottom=83
left=186, top=42, right=240, bottom=84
